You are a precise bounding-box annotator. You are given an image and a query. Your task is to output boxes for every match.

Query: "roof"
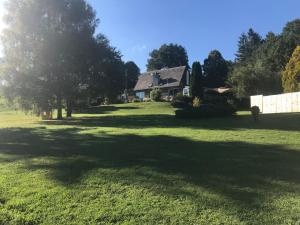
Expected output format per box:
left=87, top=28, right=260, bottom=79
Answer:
left=134, top=66, right=187, bottom=91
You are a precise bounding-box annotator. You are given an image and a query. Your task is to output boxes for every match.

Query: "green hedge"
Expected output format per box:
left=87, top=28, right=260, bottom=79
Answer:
left=175, top=104, right=236, bottom=119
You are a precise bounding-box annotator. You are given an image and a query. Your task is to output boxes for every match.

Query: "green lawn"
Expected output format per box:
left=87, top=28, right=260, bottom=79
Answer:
left=0, top=102, right=300, bottom=225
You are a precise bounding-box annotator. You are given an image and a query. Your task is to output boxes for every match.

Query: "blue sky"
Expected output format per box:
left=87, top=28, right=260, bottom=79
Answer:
left=87, top=0, right=300, bottom=72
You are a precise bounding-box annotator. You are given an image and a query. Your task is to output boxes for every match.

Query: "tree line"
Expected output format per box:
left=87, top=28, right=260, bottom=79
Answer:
left=0, top=0, right=140, bottom=119
left=146, top=19, right=300, bottom=99
left=0, top=0, right=299, bottom=119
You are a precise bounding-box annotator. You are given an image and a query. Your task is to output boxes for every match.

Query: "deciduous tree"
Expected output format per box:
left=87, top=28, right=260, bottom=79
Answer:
left=282, top=46, right=300, bottom=93
left=147, top=44, right=188, bottom=71
left=203, top=50, right=228, bottom=88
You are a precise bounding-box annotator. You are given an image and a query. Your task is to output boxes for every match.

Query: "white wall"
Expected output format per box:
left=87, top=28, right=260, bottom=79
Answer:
left=251, top=92, right=300, bottom=114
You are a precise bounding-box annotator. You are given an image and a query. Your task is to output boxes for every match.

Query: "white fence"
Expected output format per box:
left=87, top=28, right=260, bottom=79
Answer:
left=250, top=92, right=300, bottom=114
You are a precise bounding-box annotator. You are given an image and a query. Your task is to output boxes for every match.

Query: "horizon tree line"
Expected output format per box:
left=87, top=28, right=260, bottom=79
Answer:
left=0, top=0, right=299, bottom=119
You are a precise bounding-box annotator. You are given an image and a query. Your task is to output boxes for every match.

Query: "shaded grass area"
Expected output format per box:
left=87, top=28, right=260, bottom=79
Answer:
left=0, top=102, right=300, bottom=224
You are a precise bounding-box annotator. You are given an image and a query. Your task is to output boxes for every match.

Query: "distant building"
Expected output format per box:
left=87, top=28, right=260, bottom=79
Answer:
left=134, top=66, right=190, bottom=100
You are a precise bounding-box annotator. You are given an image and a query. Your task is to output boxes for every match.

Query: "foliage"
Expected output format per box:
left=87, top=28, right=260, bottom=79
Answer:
left=192, top=97, right=201, bottom=108
left=235, top=28, right=262, bottom=63
left=203, top=50, right=228, bottom=88
left=0, top=0, right=98, bottom=119
left=251, top=106, right=260, bottom=122
left=282, top=46, right=300, bottom=92
left=277, top=19, right=300, bottom=69
left=171, top=93, right=192, bottom=108
left=228, top=20, right=300, bottom=98
left=88, top=34, right=125, bottom=103
left=189, top=61, right=204, bottom=98
left=229, top=59, right=282, bottom=98
left=175, top=103, right=236, bottom=119
left=125, top=61, right=140, bottom=89
left=150, top=88, right=162, bottom=101
left=146, top=44, right=188, bottom=71
left=0, top=0, right=127, bottom=119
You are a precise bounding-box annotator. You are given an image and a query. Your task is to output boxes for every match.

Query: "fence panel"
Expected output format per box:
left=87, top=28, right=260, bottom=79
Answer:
left=251, top=91, right=300, bottom=114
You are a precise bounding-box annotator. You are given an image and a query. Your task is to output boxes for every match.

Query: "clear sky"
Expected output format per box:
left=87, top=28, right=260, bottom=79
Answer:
left=87, top=0, right=300, bottom=72
left=0, top=0, right=299, bottom=72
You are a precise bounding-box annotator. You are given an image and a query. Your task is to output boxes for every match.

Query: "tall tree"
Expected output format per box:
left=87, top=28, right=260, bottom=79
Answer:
left=229, top=59, right=282, bottom=98
left=189, top=62, right=203, bottom=98
left=146, top=44, right=188, bottom=71
left=203, top=50, right=228, bottom=88
left=277, top=19, right=300, bottom=69
left=0, top=0, right=98, bottom=119
left=124, top=61, right=140, bottom=89
left=235, top=28, right=262, bottom=63
left=87, top=34, right=125, bottom=103
left=282, top=46, right=300, bottom=93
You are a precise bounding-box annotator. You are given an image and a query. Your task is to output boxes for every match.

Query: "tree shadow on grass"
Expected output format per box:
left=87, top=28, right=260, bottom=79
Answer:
left=74, top=105, right=139, bottom=114
left=0, top=126, right=300, bottom=215
left=40, top=112, right=300, bottom=131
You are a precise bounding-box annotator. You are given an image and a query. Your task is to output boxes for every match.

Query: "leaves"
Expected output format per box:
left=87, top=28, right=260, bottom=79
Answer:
left=282, top=46, right=300, bottom=93
left=147, top=44, right=188, bottom=71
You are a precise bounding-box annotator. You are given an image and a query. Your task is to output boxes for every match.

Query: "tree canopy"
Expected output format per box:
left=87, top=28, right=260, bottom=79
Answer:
left=235, top=28, right=262, bottom=63
left=229, top=19, right=300, bottom=98
left=282, top=46, right=300, bottom=93
left=203, top=50, right=228, bottom=88
left=0, top=0, right=129, bottom=119
left=146, top=44, right=189, bottom=71
left=0, top=0, right=98, bottom=118
left=125, top=61, right=140, bottom=89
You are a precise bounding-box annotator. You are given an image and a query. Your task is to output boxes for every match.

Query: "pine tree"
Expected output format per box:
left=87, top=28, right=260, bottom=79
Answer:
left=282, top=46, right=300, bottom=93
left=235, top=28, right=262, bottom=63
left=189, top=62, right=203, bottom=98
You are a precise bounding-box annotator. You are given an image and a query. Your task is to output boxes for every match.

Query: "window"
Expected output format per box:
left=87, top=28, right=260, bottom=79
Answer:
left=136, top=92, right=145, bottom=99
left=183, top=87, right=189, bottom=96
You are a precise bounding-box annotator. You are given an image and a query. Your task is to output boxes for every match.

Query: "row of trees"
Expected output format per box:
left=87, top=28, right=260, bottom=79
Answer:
left=0, top=0, right=140, bottom=119
left=230, top=19, right=300, bottom=98
left=152, top=19, right=300, bottom=99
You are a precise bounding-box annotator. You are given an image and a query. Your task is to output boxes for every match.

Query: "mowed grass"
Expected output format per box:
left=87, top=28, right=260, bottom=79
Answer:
left=0, top=102, right=300, bottom=224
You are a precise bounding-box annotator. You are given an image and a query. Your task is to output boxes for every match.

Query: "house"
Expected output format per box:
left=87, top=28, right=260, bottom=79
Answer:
left=134, top=66, right=190, bottom=100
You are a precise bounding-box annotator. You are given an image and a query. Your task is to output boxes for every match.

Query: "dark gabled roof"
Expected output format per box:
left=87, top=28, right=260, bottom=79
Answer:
left=134, top=66, right=187, bottom=91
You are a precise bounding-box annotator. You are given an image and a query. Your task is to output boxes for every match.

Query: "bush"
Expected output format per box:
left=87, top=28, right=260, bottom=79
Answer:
left=193, top=97, right=201, bottom=108
left=131, top=97, right=142, bottom=103
left=171, top=93, right=192, bottom=108
left=150, top=88, right=162, bottom=101
left=175, top=103, right=236, bottom=119
left=251, top=106, right=260, bottom=122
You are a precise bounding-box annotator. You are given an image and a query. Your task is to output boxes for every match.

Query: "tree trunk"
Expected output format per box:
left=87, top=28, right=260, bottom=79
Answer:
left=57, top=95, right=63, bottom=120
left=66, top=98, right=73, bottom=118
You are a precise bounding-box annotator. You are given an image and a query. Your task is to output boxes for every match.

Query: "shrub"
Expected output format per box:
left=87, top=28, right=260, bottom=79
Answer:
left=150, top=88, right=162, bottom=101
left=131, top=97, right=142, bottom=103
left=251, top=106, right=260, bottom=122
left=171, top=93, right=192, bottom=108
left=175, top=103, right=236, bottom=119
left=193, top=97, right=201, bottom=108
left=103, top=97, right=110, bottom=105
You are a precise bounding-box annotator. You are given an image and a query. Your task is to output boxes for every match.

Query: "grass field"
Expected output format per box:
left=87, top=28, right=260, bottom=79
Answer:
left=0, top=102, right=300, bottom=224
